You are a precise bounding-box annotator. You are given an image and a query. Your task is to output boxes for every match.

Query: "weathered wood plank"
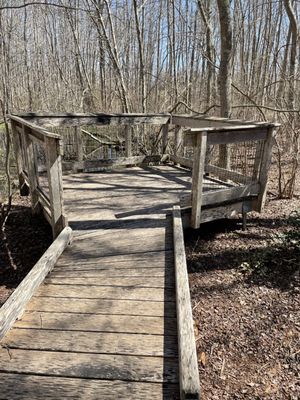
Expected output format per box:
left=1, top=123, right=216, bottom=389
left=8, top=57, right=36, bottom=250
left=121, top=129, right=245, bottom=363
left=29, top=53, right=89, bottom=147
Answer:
left=170, top=155, right=193, bottom=169
left=180, top=183, right=259, bottom=208
left=55, top=250, right=173, bottom=268
left=0, top=373, right=179, bottom=400
left=184, top=127, right=268, bottom=146
left=0, top=227, right=72, bottom=341
left=73, top=155, right=169, bottom=172
left=45, top=276, right=174, bottom=288
left=10, top=121, right=29, bottom=195
left=74, top=127, right=84, bottom=162
left=201, top=182, right=259, bottom=206
left=125, top=126, right=132, bottom=157
left=205, top=164, right=253, bottom=184
left=4, top=328, right=177, bottom=357
left=14, top=113, right=171, bottom=127
left=35, top=284, right=175, bottom=302
left=162, top=124, right=169, bottom=153
left=180, top=200, right=253, bottom=226
left=173, top=206, right=200, bottom=399
left=0, top=348, right=178, bottom=383
left=191, top=131, right=207, bottom=229
left=256, top=127, right=276, bottom=211
left=15, top=311, right=176, bottom=335
left=172, top=114, right=276, bottom=130
left=9, top=115, right=61, bottom=139
left=24, top=127, right=40, bottom=213
left=67, top=234, right=173, bottom=258
left=26, top=297, right=176, bottom=317
left=51, top=267, right=172, bottom=277
left=45, top=137, right=66, bottom=238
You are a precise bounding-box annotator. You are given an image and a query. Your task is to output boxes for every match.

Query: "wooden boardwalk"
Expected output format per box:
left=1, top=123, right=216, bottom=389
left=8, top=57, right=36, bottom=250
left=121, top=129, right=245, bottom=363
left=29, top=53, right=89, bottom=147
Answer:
left=0, top=166, right=196, bottom=399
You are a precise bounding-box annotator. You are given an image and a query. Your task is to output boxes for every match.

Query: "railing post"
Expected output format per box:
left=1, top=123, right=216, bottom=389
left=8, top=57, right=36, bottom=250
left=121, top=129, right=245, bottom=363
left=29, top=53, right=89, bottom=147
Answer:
left=74, top=127, right=83, bottom=162
left=174, top=125, right=183, bottom=157
left=24, top=126, right=40, bottom=214
left=162, top=123, right=169, bottom=154
left=256, top=127, right=275, bottom=212
left=10, top=120, right=29, bottom=196
left=191, top=131, right=207, bottom=229
left=125, top=126, right=132, bottom=157
left=45, top=136, right=66, bottom=238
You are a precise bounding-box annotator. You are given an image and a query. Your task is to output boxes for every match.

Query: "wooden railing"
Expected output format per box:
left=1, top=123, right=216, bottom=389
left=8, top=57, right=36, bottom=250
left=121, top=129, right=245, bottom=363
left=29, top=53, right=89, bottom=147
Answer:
left=169, top=115, right=279, bottom=229
left=10, top=112, right=278, bottom=232
left=10, top=115, right=66, bottom=239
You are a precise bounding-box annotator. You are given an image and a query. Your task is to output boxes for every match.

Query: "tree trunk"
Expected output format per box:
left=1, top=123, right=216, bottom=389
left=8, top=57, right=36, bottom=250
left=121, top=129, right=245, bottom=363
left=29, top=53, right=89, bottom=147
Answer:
left=217, top=0, right=233, bottom=169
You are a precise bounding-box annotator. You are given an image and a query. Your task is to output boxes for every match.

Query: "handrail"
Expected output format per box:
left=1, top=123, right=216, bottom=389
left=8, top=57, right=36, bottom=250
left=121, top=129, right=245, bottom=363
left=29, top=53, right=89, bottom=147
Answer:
left=8, top=115, right=61, bottom=140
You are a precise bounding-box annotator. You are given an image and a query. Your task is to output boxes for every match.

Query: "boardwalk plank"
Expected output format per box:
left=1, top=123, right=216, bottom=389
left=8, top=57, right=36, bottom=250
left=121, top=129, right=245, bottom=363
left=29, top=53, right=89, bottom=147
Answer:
left=26, top=297, right=176, bottom=317
left=15, top=312, right=177, bottom=335
left=0, top=373, right=180, bottom=400
left=3, top=328, right=178, bottom=357
left=35, top=284, right=175, bottom=302
left=44, top=276, right=174, bottom=288
left=55, top=250, right=173, bottom=267
left=0, top=348, right=178, bottom=383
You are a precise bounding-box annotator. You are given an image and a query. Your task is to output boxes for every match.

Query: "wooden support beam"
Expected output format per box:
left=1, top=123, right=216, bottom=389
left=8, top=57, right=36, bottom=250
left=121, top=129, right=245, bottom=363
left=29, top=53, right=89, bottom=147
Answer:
left=181, top=182, right=259, bottom=209
left=184, top=127, right=268, bottom=147
left=45, top=137, right=66, bottom=238
left=10, top=121, right=29, bottom=196
left=162, top=124, right=169, bottom=154
left=205, top=164, right=253, bottom=185
left=256, top=127, right=276, bottom=211
left=191, top=132, right=207, bottom=229
left=173, top=206, right=200, bottom=400
left=24, top=127, right=40, bottom=214
left=174, top=125, right=183, bottom=157
left=125, top=126, right=132, bottom=157
left=74, top=127, right=83, bottom=162
left=9, top=115, right=61, bottom=140
left=12, top=113, right=171, bottom=128
left=0, top=226, right=72, bottom=340
left=172, top=114, right=277, bottom=130
left=73, top=155, right=169, bottom=172
left=169, top=155, right=193, bottom=169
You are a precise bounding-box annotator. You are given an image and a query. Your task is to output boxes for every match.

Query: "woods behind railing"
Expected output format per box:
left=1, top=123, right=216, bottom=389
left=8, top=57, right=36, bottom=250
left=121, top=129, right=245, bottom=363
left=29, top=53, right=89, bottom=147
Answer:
left=9, top=113, right=279, bottom=237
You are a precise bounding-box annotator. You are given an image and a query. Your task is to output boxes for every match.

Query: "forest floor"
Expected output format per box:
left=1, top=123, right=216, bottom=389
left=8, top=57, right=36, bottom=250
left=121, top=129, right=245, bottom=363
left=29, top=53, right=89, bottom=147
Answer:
left=0, top=194, right=52, bottom=306
left=185, top=164, right=300, bottom=400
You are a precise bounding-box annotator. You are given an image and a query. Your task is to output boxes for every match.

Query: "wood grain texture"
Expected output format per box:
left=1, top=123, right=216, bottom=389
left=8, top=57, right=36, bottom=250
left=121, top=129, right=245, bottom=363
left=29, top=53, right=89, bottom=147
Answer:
left=45, top=275, right=174, bottom=288
left=191, top=131, right=207, bottom=229
left=256, top=127, right=276, bottom=211
left=0, top=347, right=178, bottom=383
left=45, top=136, right=66, bottom=238
left=4, top=328, right=177, bottom=357
left=0, top=373, right=180, bottom=400
left=14, top=311, right=176, bottom=335
left=173, top=206, right=200, bottom=399
left=35, top=283, right=175, bottom=302
left=26, top=297, right=176, bottom=317
left=14, top=113, right=171, bottom=127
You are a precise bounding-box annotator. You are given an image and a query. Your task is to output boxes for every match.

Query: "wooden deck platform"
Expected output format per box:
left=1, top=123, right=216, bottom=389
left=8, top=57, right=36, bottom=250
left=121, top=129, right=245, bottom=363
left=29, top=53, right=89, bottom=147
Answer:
left=1, top=165, right=205, bottom=399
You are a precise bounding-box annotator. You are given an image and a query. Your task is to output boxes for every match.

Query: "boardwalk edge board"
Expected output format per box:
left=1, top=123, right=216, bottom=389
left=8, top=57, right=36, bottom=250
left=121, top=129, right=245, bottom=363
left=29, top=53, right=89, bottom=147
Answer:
left=0, top=226, right=73, bottom=341
left=173, top=205, right=200, bottom=400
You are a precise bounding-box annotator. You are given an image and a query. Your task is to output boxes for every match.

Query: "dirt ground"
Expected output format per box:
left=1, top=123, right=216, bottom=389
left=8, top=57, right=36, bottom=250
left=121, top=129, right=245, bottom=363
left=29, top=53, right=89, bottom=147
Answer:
left=185, top=165, right=300, bottom=399
left=0, top=195, right=52, bottom=306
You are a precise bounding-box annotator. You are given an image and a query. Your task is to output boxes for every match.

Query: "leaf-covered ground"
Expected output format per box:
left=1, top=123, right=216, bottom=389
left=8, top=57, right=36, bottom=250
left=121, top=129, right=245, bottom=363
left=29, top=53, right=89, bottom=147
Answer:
left=185, top=168, right=300, bottom=399
left=0, top=195, right=52, bottom=306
